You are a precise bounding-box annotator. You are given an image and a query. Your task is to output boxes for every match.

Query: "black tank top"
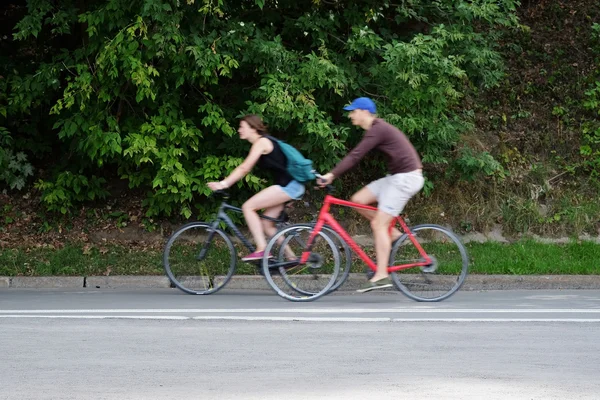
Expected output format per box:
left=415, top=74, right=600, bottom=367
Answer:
left=256, top=136, right=292, bottom=186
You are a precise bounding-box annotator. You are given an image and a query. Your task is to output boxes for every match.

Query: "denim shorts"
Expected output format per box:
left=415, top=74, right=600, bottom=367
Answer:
left=277, top=180, right=305, bottom=200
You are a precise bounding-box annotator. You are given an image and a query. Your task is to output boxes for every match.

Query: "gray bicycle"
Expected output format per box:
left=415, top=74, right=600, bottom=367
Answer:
left=162, top=190, right=347, bottom=301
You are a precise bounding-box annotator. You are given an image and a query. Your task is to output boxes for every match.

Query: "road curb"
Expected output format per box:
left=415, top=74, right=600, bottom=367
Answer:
left=337, top=274, right=600, bottom=291
left=1, top=274, right=600, bottom=290
left=86, top=276, right=171, bottom=289
left=462, top=275, right=600, bottom=290
left=9, top=276, right=84, bottom=289
left=214, top=275, right=271, bottom=290
left=0, top=277, right=9, bottom=288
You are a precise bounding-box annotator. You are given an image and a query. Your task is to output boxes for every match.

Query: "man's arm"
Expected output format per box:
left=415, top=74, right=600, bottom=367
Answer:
left=330, top=128, right=381, bottom=178
left=319, top=128, right=381, bottom=186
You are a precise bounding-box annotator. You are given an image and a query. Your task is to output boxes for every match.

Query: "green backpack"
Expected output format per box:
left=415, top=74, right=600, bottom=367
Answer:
left=267, top=136, right=316, bottom=183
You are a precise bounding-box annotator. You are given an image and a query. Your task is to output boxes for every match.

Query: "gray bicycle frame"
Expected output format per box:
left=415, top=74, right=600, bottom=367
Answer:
left=196, top=199, right=301, bottom=272
left=200, top=201, right=287, bottom=258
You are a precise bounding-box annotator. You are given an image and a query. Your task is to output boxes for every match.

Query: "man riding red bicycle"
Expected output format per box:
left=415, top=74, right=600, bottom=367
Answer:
left=319, top=97, right=425, bottom=292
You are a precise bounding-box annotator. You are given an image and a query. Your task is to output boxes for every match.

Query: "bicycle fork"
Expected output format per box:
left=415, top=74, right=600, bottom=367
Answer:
left=196, top=219, right=221, bottom=261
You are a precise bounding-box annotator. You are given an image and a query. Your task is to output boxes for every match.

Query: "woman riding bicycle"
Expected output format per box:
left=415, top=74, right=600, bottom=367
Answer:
left=207, top=115, right=305, bottom=261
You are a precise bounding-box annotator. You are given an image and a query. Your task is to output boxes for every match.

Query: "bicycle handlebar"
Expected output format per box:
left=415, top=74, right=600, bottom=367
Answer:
left=212, top=189, right=230, bottom=199
left=311, top=170, right=335, bottom=193
left=211, top=172, right=334, bottom=197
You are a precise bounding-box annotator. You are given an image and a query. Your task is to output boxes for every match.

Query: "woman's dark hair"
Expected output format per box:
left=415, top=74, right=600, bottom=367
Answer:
left=240, top=114, right=267, bottom=135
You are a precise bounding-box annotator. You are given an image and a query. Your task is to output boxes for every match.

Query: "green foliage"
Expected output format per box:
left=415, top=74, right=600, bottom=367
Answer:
left=466, top=240, right=600, bottom=275
left=453, top=147, right=506, bottom=181
left=0, top=127, right=34, bottom=191
left=2, top=0, right=521, bottom=217
left=2, top=239, right=600, bottom=277
left=580, top=23, right=600, bottom=177
left=34, top=172, right=110, bottom=214
left=501, top=197, right=540, bottom=234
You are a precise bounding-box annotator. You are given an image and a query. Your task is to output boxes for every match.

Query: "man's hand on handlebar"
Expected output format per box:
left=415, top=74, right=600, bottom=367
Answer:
left=314, top=172, right=334, bottom=187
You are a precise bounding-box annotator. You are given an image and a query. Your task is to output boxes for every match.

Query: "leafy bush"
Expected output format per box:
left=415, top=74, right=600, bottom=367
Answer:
left=34, top=172, right=110, bottom=214
left=0, top=127, right=34, bottom=191
left=580, top=23, right=600, bottom=176
left=2, top=0, right=520, bottom=217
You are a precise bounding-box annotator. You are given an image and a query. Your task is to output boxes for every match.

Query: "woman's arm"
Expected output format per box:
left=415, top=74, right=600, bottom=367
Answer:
left=207, top=137, right=270, bottom=191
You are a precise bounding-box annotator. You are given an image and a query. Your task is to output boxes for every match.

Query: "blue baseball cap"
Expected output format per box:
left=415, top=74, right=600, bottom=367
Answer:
left=343, top=97, right=377, bottom=114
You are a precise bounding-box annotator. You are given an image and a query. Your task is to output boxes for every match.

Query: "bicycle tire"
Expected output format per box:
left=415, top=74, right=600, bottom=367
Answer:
left=279, top=223, right=352, bottom=294
left=163, top=222, right=236, bottom=295
left=390, top=224, right=469, bottom=302
left=262, top=224, right=340, bottom=302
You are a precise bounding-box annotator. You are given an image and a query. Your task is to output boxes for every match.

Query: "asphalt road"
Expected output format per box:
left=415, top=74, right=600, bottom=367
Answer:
left=1, top=289, right=599, bottom=399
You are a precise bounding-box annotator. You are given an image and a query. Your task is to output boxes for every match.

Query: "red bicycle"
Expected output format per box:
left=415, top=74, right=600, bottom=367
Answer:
left=263, top=181, right=469, bottom=302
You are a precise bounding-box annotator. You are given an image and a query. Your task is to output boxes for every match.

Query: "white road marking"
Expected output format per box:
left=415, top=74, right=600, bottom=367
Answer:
left=1, top=308, right=600, bottom=314
left=1, top=315, right=600, bottom=323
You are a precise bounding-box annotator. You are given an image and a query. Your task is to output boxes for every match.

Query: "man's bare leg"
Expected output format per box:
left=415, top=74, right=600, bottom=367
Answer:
left=350, top=187, right=402, bottom=241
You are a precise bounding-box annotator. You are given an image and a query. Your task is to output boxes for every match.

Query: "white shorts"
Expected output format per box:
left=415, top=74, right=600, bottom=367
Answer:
left=366, top=170, right=424, bottom=216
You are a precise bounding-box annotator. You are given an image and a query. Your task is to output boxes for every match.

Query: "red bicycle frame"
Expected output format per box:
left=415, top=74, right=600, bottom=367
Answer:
left=300, top=194, right=432, bottom=272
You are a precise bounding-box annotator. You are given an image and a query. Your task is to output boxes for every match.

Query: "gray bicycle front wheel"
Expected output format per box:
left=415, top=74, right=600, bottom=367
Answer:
left=163, top=222, right=236, bottom=295
left=279, top=223, right=352, bottom=294
left=263, top=224, right=340, bottom=302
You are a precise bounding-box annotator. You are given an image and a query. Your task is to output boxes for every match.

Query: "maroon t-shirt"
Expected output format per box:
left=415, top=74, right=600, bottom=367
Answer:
left=331, top=119, right=422, bottom=177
